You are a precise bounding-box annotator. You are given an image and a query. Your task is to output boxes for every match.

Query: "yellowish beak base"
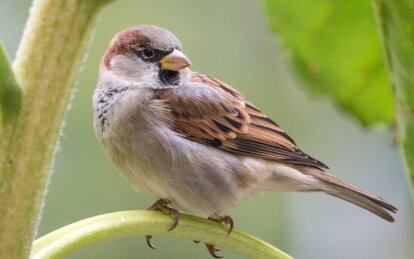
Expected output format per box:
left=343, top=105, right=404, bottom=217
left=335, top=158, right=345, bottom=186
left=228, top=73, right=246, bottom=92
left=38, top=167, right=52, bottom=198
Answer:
left=160, top=49, right=191, bottom=71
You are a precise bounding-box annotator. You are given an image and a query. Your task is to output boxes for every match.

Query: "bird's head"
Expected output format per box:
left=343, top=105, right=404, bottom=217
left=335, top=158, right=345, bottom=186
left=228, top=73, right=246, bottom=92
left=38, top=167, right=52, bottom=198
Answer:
left=99, top=25, right=191, bottom=88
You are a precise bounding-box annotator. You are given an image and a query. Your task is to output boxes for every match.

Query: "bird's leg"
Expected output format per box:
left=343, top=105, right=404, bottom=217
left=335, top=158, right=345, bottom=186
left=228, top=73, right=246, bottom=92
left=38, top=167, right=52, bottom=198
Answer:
left=197, top=215, right=234, bottom=258
left=145, top=199, right=180, bottom=249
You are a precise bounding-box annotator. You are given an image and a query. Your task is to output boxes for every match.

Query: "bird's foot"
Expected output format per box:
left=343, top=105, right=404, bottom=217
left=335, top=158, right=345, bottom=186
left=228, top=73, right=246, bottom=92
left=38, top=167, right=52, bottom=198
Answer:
left=195, top=215, right=234, bottom=258
left=208, top=215, right=234, bottom=235
left=145, top=199, right=180, bottom=249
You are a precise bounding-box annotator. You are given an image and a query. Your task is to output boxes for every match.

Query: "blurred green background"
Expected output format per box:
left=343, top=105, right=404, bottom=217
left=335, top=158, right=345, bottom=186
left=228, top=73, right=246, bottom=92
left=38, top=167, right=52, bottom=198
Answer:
left=1, top=0, right=413, bottom=258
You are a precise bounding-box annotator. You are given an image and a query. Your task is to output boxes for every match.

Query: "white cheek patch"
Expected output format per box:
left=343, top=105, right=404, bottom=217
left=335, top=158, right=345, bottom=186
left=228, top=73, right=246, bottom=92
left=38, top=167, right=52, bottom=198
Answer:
left=140, top=66, right=159, bottom=82
left=111, top=55, right=159, bottom=84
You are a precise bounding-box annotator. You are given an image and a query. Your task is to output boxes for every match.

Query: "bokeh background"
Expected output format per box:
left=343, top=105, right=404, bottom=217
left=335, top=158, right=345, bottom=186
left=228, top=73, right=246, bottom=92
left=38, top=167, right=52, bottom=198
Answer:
left=1, top=0, right=413, bottom=258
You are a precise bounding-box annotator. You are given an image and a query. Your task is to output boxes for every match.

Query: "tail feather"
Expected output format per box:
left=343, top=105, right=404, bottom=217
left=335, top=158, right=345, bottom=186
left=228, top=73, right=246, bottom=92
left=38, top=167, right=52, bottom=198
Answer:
left=328, top=185, right=395, bottom=222
left=302, top=168, right=398, bottom=222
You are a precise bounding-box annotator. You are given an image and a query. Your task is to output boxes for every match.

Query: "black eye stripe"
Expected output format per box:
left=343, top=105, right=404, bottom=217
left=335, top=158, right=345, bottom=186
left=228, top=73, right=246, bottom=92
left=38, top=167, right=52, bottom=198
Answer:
left=136, top=47, right=172, bottom=63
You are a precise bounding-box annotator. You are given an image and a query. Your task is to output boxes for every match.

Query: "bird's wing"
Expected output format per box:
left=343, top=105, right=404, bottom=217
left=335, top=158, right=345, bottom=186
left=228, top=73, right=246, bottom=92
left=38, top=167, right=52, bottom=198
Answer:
left=157, top=71, right=328, bottom=169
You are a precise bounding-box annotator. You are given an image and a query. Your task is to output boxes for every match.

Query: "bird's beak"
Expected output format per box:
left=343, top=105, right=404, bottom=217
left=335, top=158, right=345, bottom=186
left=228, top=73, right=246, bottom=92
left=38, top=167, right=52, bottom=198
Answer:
left=160, top=49, right=191, bottom=71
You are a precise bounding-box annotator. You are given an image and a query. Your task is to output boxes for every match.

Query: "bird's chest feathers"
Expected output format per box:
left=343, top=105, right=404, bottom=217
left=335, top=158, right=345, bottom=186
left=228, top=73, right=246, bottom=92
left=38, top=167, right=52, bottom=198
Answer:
left=94, top=87, right=172, bottom=158
left=93, top=87, right=178, bottom=198
left=94, top=87, right=129, bottom=133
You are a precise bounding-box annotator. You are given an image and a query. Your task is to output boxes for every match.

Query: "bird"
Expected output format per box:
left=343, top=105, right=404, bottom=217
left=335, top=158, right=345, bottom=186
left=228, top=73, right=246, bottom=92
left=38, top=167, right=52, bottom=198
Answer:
left=93, top=25, right=398, bottom=258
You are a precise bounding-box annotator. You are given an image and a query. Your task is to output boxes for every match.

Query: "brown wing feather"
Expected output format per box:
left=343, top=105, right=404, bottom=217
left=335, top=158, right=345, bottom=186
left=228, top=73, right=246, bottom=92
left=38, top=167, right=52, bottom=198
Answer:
left=159, top=71, right=328, bottom=169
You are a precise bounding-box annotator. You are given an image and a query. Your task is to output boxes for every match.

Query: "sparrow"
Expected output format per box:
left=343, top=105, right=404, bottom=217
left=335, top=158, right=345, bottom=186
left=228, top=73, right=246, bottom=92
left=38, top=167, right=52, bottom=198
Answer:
left=93, top=25, right=398, bottom=258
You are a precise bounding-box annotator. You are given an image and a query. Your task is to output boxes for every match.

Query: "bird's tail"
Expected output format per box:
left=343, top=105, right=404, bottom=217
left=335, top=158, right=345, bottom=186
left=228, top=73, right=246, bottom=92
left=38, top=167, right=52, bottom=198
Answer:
left=303, top=168, right=398, bottom=222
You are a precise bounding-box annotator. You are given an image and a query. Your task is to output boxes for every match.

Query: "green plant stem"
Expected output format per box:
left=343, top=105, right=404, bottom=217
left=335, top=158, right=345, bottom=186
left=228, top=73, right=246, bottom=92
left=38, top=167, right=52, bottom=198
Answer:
left=372, top=0, right=414, bottom=197
left=30, top=210, right=292, bottom=259
left=0, top=43, right=22, bottom=185
left=0, top=0, right=115, bottom=258
left=0, top=43, right=22, bottom=124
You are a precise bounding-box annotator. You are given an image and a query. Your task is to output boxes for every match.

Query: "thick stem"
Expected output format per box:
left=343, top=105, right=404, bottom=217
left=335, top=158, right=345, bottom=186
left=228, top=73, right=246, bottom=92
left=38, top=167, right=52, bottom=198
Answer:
left=0, top=43, right=22, bottom=184
left=0, top=0, right=114, bottom=258
left=30, top=211, right=293, bottom=259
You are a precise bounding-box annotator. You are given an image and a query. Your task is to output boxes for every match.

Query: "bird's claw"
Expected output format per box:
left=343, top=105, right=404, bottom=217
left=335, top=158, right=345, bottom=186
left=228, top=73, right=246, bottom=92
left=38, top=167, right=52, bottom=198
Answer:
left=197, top=215, right=234, bottom=258
left=145, top=204, right=232, bottom=258
left=205, top=244, right=223, bottom=258
left=145, top=199, right=180, bottom=249
left=208, top=215, right=234, bottom=235
left=163, top=206, right=179, bottom=231
left=146, top=235, right=155, bottom=249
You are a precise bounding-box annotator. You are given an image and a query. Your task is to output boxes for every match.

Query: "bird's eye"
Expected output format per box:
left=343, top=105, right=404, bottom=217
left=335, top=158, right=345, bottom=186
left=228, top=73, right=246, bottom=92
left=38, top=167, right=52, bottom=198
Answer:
left=142, top=47, right=155, bottom=58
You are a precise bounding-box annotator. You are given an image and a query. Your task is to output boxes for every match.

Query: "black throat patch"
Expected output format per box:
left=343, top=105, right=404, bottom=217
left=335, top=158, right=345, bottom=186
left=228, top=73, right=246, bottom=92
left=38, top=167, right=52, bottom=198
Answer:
left=158, top=69, right=181, bottom=86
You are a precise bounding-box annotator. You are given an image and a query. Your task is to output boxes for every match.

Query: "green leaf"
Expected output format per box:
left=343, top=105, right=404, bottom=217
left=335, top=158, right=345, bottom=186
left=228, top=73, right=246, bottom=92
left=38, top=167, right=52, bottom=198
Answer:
left=0, top=42, right=21, bottom=124
left=372, top=0, right=414, bottom=196
left=264, top=0, right=395, bottom=126
left=30, top=210, right=293, bottom=259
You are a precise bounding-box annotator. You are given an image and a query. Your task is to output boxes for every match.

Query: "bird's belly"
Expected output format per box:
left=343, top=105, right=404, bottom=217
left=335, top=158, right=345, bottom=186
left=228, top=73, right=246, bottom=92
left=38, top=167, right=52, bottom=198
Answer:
left=99, top=124, right=251, bottom=216
left=97, top=117, right=319, bottom=217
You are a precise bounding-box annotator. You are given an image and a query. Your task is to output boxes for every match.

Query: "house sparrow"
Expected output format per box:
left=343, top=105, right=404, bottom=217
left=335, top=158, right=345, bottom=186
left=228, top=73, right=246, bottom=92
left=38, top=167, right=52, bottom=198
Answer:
left=93, top=25, right=397, bottom=257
